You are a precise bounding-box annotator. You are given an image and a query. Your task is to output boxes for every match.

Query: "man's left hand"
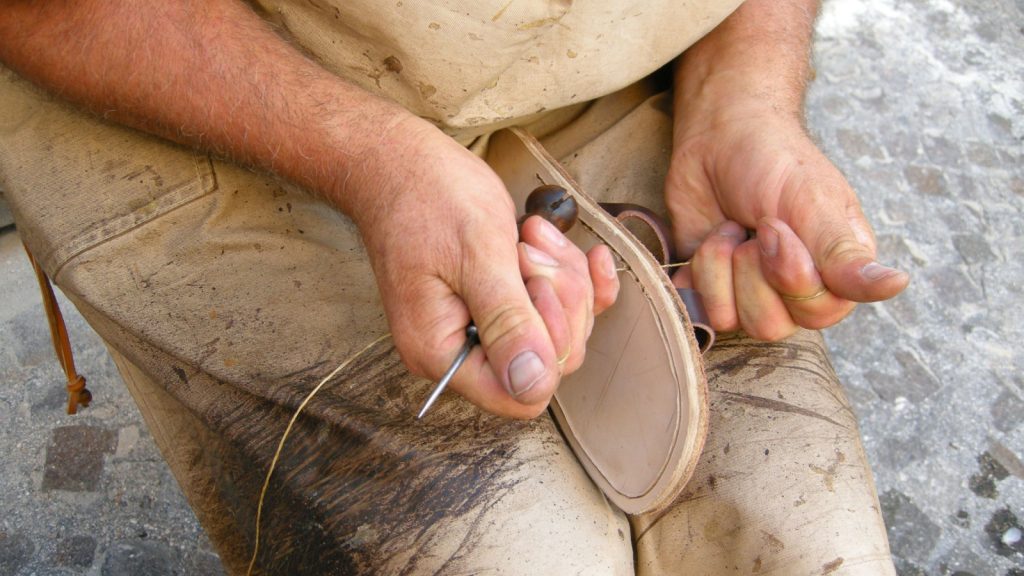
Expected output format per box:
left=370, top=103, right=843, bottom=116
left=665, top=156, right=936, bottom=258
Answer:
left=665, top=109, right=909, bottom=341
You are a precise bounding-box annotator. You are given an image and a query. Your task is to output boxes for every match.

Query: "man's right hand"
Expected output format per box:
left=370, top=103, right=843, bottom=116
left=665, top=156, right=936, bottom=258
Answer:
left=347, top=119, right=619, bottom=419
left=0, top=0, right=619, bottom=419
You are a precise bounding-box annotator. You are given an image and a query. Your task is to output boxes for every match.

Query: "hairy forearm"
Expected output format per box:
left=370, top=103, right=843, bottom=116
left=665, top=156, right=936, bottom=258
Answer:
left=0, top=0, right=418, bottom=214
left=675, top=0, right=820, bottom=125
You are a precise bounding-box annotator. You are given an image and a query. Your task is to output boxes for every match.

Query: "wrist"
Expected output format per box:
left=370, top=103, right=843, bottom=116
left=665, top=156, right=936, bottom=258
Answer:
left=672, top=0, right=818, bottom=138
left=292, top=78, right=434, bottom=223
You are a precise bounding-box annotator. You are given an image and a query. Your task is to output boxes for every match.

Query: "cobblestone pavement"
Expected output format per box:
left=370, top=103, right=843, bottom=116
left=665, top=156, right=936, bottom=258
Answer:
left=1, top=0, right=1022, bottom=574
left=811, top=0, right=1023, bottom=574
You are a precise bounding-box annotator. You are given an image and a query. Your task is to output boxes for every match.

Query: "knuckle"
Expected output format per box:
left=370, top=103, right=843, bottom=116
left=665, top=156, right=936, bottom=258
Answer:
left=697, top=236, right=738, bottom=264
left=820, top=237, right=871, bottom=266
left=478, top=303, right=534, bottom=351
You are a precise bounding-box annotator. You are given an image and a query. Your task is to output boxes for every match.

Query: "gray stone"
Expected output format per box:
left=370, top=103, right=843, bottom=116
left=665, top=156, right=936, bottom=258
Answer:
left=992, top=390, right=1024, bottom=432
left=894, top=557, right=928, bottom=576
left=921, top=135, right=964, bottom=170
left=904, top=165, right=949, bottom=197
left=0, top=532, right=35, bottom=575
left=42, top=424, right=118, bottom=492
left=101, top=540, right=180, bottom=576
left=953, top=234, right=998, bottom=264
left=869, top=348, right=941, bottom=403
left=837, top=128, right=885, bottom=160
left=31, top=382, right=68, bottom=414
left=922, top=266, right=984, bottom=307
left=937, top=549, right=990, bottom=576
left=881, top=490, right=942, bottom=561
left=187, top=551, right=227, bottom=576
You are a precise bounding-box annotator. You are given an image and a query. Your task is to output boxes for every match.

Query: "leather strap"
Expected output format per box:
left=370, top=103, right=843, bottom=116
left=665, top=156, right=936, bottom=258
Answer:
left=599, top=202, right=715, bottom=353
left=23, top=242, right=92, bottom=414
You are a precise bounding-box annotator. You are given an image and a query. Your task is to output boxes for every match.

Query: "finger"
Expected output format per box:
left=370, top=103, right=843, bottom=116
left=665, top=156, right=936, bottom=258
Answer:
left=756, top=218, right=856, bottom=330
left=391, top=282, right=549, bottom=420
left=519, top=215, right=593, bottom=369
left=517, top=242, right=588, bottom=373
left=456, top=235, right=560, bottom=410
left=664, top=148, right=728, bottom=259
left=525, top=275, right=573, bottom=373
left=733, top=240, right=798, bottom=341
left=783, top=172, right=909, bottom=302
left=689, top=220, right=747, bottom=332
left=587, top=244, right=619, bottom=317
left=519, top=215, right=589, bottom=276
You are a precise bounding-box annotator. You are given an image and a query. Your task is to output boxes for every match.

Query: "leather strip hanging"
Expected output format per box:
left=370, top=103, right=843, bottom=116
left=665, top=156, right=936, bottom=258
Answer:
left=23, top=242, right=92, bottom=414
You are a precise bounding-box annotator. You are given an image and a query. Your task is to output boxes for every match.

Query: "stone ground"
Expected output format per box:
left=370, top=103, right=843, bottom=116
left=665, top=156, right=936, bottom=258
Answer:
left=0, top=0, right=1021, bottom=574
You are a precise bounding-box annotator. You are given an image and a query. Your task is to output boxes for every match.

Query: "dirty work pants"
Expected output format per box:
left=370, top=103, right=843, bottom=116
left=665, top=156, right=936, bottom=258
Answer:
left=0, top=66, right=896, bottom=575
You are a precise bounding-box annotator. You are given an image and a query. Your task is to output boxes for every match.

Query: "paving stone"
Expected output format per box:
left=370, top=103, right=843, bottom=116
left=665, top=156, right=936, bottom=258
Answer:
left=54, top=534, right=97, bottom=568
left=187, top=550, right=227, bottom=576
left=937, top=549, right=990, bottom=576
left=0, top=532, right=35, bottom=575
left=101, top=540, right=180, bottom=576
left=881, top=490, right=943, bottom=561
left=42, top=424, right=118, bottom=492
left=837, top=128, right=885, bottom=160
left=869, top=348, right=941, bottom=403
left=953, top=234, right=998, bottom=264
left=894, top=557, right=928, bottom=576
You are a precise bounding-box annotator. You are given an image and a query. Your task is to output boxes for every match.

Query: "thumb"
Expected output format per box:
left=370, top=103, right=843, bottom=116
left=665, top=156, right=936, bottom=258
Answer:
left=460, top=246, right=560, bottom=406
left=792, top=195, right=909, bottom=303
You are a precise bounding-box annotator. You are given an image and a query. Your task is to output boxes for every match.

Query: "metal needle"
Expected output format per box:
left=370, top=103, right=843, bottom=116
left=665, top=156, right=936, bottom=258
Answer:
left=416, top=324, right=479, bottom=419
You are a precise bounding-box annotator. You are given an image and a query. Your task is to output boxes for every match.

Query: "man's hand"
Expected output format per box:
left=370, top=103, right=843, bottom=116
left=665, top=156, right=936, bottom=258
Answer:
left=342, top=120, right=619, bottom=419
left=666, top=110, right=908, bottom=340
left=666, top=0, right=908, bottom=341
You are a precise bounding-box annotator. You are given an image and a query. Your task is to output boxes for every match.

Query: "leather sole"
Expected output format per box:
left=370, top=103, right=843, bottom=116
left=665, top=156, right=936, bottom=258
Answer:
left=486, top=128, right=708, bottom=514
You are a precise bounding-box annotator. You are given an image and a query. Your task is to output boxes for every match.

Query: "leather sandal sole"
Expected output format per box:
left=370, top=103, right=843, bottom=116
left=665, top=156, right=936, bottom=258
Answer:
left=486, top=128, right=709, bottom=515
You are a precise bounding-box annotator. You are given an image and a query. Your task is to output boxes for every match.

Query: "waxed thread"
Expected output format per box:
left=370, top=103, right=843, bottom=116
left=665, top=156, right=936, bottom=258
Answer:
left=617, top=261, right=691, bottom=273
left=246, top=332, right=391, bottom=576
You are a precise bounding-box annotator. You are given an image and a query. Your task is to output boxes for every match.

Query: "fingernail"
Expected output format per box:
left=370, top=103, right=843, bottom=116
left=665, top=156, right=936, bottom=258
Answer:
left=861, top=262, right=902, bottom=281
left=758, top=224, right=779, bottom=258
left=523, top=243, right=559, bottom=267
left=538, top=217, right=568, bottom=247
left=717, top=221, right=747, bottom=241
left=508, top=351, right=546, bottom=396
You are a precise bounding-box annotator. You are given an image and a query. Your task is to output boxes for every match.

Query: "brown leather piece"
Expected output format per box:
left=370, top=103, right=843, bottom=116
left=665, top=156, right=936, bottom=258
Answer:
left=598, top=202, right=678, bottom=265
left=23, top=241, right=92, bottom=414
left=676, top=288, right=715, bottom=353
left=599, top=202, right=715, bottom=354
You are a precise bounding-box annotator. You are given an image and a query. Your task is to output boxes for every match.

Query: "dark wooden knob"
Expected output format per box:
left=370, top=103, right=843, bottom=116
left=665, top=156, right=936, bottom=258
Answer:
left=520, top=184, right=578, bottom=233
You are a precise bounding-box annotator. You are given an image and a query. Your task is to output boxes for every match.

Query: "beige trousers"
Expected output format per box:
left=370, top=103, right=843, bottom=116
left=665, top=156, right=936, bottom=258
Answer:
left=0, top=66, right=896, bottom=575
